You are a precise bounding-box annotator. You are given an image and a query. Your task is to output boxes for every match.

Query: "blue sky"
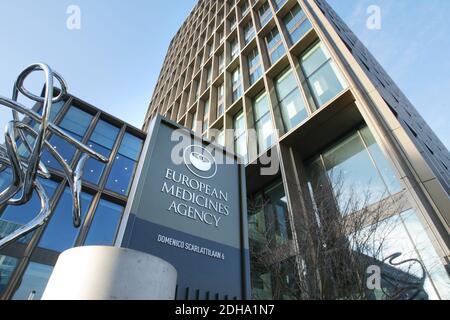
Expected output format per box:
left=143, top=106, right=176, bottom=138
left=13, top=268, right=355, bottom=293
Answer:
left=0, top=0, right=448, bottom=148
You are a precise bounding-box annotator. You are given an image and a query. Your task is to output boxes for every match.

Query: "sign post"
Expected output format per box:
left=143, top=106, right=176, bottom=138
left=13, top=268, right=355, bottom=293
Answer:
left=115, top=116, right=251, bottom=300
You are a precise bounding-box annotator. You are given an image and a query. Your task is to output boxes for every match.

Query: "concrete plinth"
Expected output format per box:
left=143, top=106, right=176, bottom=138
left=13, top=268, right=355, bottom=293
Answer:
left=41, top=246, right=177, bottom=300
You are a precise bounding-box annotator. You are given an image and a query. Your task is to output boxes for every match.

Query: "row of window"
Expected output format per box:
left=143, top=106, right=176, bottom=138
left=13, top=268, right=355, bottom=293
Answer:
left=0, top=171, right=125, bottom=253
left=247, top=127, right=450, bottom=300
left=159, top=3, right=313, bottom=119
left=197, top=40, right=347, bottom=161
left=35, top=103, right=144, bottom=197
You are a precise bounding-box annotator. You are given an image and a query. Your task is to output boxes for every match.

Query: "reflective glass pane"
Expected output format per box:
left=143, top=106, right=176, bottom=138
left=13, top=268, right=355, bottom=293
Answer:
left=106, top=133, right=143, bottom=196
left=256, top=113, right=274, bottom=153
left=307, top=61, right=346, bottom=106
left=83, top=120, right=120, bottom=185
left=41, top=135, right=76, bottom=170
left=0, top=255, right=18, bottom=295
left=0, top=178, right=58, bottom=244
left=38, top=188, right=93, bottom=252
left=322, top=132, right=387, bottom=212
left=37, top=100, right=65, bottom=123
left=12, top=262, right=53, bottom=300
left=253, top=92, right=270, bottom=120
left=0, top=168, right=12, bottom=192
left=85, top=200, right=124, bottom=246
left=275, top=69, right=308, bottom=131
left=59, top=106, right=93, bottom=140
left=301, top=42, right=330, bottom=77
left=118, top=133, right=143, bottom=161
left=353, top=209, right=450, bottom=300
left=360, top=127, right=402, bottom=194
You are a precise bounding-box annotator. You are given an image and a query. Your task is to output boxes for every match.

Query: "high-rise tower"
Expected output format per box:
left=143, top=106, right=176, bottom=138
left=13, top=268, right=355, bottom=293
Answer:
left=146, top=0, right=450, bottom=299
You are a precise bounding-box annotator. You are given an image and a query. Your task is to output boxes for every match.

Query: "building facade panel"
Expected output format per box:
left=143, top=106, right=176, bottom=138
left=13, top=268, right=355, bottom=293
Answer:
left=0, top=94, right=146, bottom=300
left=146, top=0, right=450, bottom=300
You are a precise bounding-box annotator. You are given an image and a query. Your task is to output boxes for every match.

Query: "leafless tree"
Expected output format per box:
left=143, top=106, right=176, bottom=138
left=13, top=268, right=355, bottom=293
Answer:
left=248, top=171, right=427, bottom=300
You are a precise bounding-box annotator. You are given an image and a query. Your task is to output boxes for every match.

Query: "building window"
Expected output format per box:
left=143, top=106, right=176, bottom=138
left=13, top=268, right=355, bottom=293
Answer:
left=274, top=0, right=287, bottom=10
left=300, top=42, right=347, bottom=108
left=244, top=21, right=255, bottom=44
left=218, top=30, right=224, bottom=44
left=248, top=48, right=263, bottom=85
left=0, top=255, right=18, bottom=296
left=202, top=99, right=210, bottom=133
left=241, top=0, right=250, bottom=17
left=217, top=84, right=225, bottom=117
left=38, top=188, right=93, bottom=253
left=191, top=109, right=199, bottom=132
left=84, top=199, right=124, bottom=246
left=218, top=53, right=225, bottom=74
left=253, top=92, right=275, bottom=153
left=83, top=120, right=120, bottom=185
left=229, top=15, right=237, bottom=31
left=37, top=100, right=65, bottom=123
left=11, top=262, right=53, bottom=300
left=195, top=80, right=201, bottom=101
left=0, top=178, right=58, bottom=245
left=205, top=67, right=212, bottom=88
left=217, top=127, right=225, bottom=146
left=230, top=37, right=239, bottom=60
left=41, top=106, right=94, bottom=170
left=248, top=180, right=294, bottom=299
left=265, top=27, right=285, bottom=65
left=259, top=2, right=273, bottom=26
left=234, top=111, right=247, bottom=162
left=231, top=67, right=243, bottom=103
left=306, top=126, right=402, bottom=214
left=283, top=4, right=312, bottom=45
left=106, top=133, right=144, bottom=196
left=352, top=208, right=450, bottom=300
left=274, top=68, right=308, bottom=131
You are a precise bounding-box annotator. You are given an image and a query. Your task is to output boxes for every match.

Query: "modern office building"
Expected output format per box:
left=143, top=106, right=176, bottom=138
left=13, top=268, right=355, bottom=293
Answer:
left=0, top=93, right=146, bottom=300
left=145, top=0, right=450, bottom=299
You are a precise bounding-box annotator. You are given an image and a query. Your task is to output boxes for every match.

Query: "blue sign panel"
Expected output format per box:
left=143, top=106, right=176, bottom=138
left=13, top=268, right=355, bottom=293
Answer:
left=116, top=116, right=251, bottom=300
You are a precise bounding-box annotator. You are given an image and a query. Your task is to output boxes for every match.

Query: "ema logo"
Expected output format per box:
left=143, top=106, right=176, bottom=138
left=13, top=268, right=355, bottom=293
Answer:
left=184, top=145, right=217, bottom=179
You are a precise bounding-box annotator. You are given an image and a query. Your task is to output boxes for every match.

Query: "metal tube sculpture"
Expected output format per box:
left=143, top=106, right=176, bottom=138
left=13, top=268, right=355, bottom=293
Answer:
left=0, top=63, right=108, bottom=248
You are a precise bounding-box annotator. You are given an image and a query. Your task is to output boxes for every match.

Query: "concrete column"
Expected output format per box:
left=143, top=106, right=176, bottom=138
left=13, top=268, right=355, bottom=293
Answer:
left=42, top=246, right=177, bottom=300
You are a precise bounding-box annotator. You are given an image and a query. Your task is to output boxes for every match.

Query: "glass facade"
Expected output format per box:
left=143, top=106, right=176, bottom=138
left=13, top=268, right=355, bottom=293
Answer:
left=258, top=2, right=272, bottom=27
left=234, top=111, right=247, bottom=162
left=353, top=209, right=450, bottom=300
left=83, top=120, right=120, bottom=185
left=274, top=0, right=288, bottom=10
left=253, top=92, right=275, bottom=154
left=306, top=126, right=402, bottom=213
left=12, top=263, right=54, bottom=300
left=38, top=188, right=93, bottom=253
left=231, top=67, right=243, bottom=103
left=0, top=255, right=18, bottom=295
left=217, top=84, right=225, bottom=117
left=300, top=42, right=347, bottom=108
left=106, top=133, right=144, bottom=196
left=248, top=180, right=295, bottom=299
left=143, top=0, right=450, bottom=301
left=41, top=106, right=94, bottom=170
left=283, top=4, right=312, bottom=45
left=85, top=199, right=124, bottom=246
left=244, top=22, right=255, bottom=45
left=0, top=178, right=58, bottom=244
left=0, top=96, right=145, bottom=299
left=248, top=48, right=263, bottom=86
left=266, top=27, right=285, bottom=65
left=274, top=68, right=308, bottom=131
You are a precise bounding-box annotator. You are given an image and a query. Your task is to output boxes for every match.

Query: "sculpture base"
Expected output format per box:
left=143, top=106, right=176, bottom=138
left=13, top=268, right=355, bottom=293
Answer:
left=42, top=246, right=177, bottom=300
